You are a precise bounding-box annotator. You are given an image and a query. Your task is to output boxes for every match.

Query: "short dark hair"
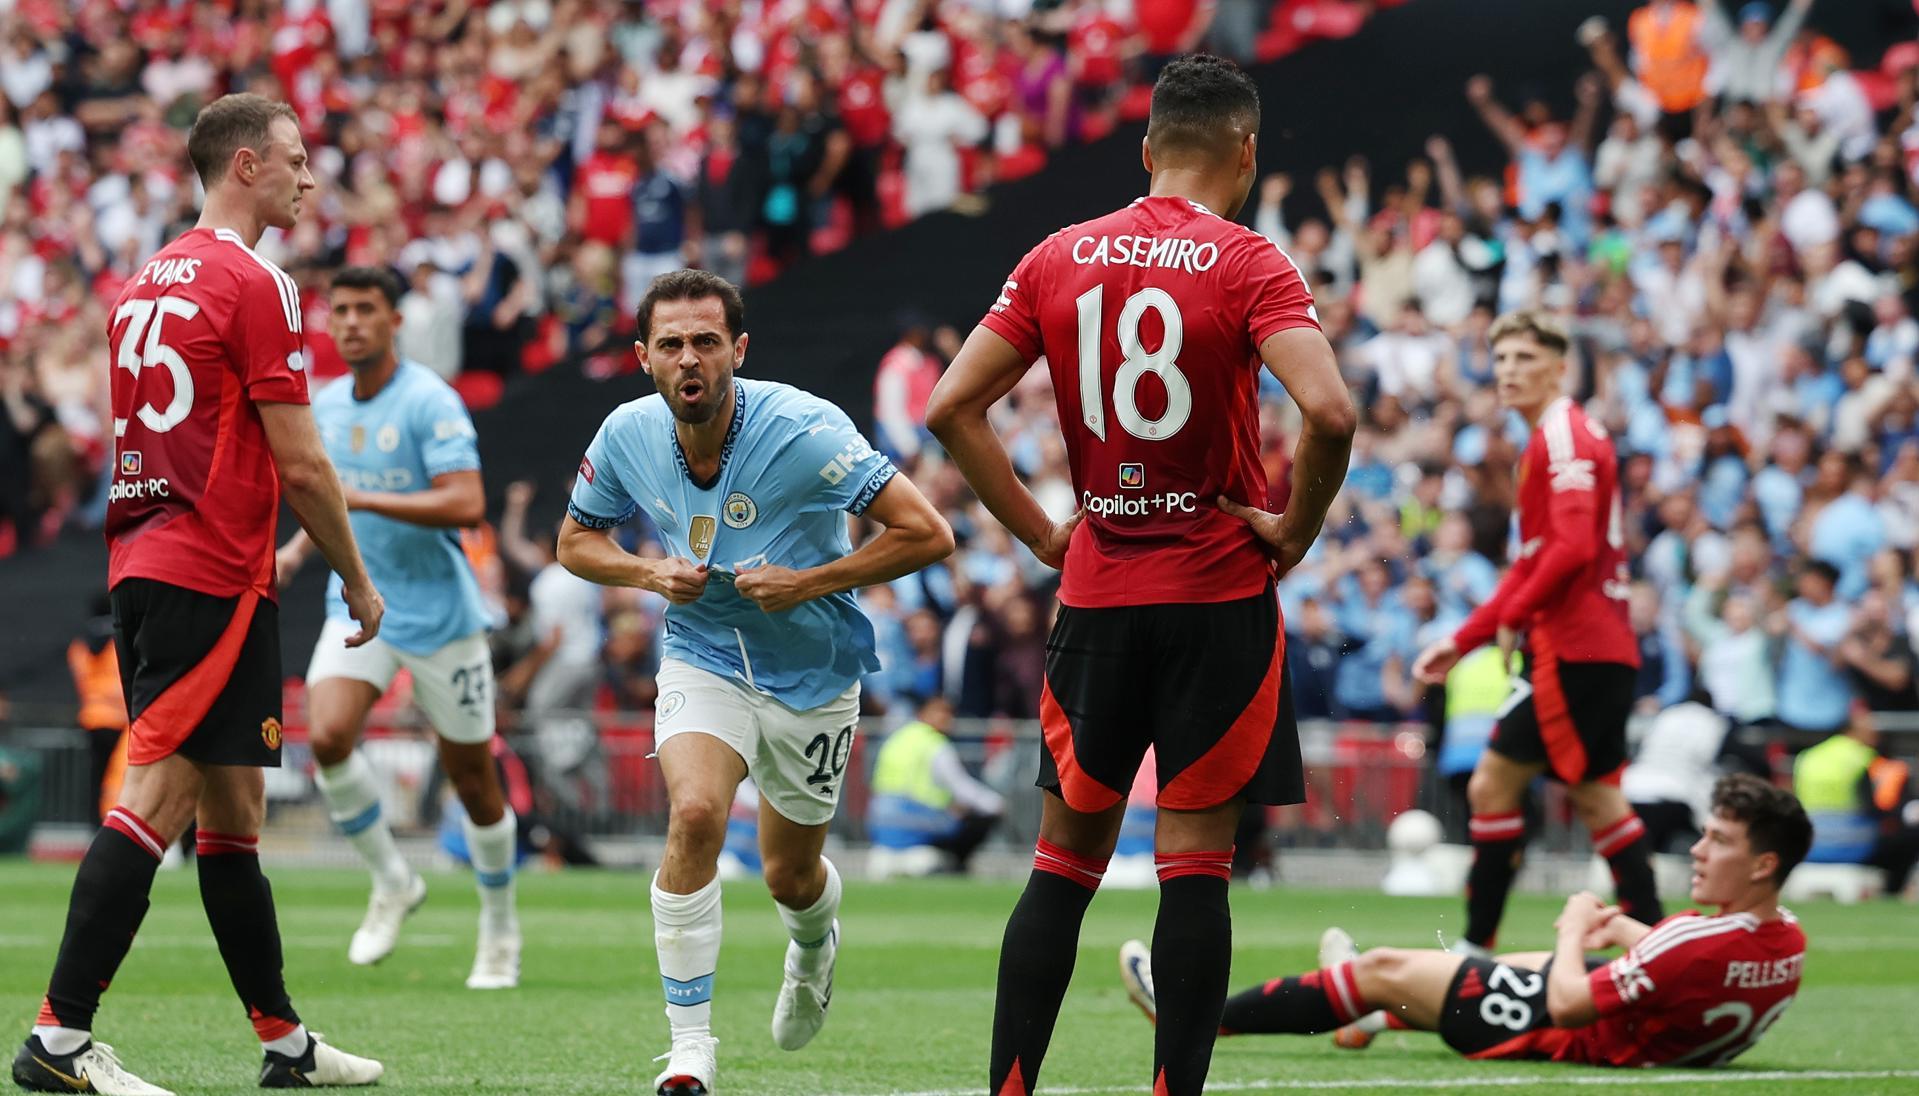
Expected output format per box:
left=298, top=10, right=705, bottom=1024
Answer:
left=329, top=266, right=405, bottom=308
left=1146, top=54, right=1260, bottom=159
left=636, top=269, right=745, bottom=343
left=1802, top=558, right=1841, bottom=587
left=1711, top=773, right=1812, bottom=889
left=187, top=93, right=299, bottom=187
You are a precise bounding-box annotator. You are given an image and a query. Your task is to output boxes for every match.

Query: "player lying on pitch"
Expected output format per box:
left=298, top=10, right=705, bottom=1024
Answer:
left=1119, top=774, right=1811, bottom=1068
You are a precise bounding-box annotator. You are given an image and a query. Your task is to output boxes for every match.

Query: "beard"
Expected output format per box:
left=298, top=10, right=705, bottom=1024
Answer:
left=658, top=365, right=732, bottom=425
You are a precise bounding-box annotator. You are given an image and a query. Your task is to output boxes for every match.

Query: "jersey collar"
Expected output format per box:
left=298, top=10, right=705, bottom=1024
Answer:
left=1134, top=195, right=1217, bottom=217
left=671, top=380, right=747, bottom=491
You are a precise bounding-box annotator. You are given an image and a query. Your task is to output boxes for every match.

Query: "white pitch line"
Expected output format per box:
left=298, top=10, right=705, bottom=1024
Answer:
left=867, top=1069, right=1919, bottom=1096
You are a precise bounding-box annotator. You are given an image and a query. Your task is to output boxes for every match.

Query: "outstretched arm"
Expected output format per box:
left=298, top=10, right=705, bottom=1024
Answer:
left=1466, top=75, right=1527, bottom=155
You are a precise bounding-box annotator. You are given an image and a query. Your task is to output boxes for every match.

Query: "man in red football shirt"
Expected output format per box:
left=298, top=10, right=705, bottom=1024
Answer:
left=1410, top=309, right=1662, bottom=960
left=14, top=94, right=386, bottom=1096
left=1120, top=774, right=1811, bottom=1070
left=927, top=55, right=1355, bottom=1096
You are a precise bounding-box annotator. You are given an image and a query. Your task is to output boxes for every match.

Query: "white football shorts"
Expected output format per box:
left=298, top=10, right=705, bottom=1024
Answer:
left=653, top=657, right=860, bottom=827
left=306, top=619, right=496, bottom=744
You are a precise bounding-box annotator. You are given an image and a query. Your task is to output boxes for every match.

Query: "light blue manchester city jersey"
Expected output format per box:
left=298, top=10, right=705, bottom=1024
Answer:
left=312, top=362, right=490, bottom=655
left=567, top=378, right=897, bottom=711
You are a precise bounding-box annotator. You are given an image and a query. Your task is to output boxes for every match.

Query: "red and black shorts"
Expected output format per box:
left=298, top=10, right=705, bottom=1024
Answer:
left=1036, top=586, right=1304, bottom=812
left=111, top=578, right=284, bottom=767
left=1490, top=653, right=1635, bottom=785
left=1438, top=956, right=1595, bottom=1060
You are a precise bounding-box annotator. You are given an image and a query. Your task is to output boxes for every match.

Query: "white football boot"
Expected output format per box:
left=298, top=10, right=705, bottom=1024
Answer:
left=652, top=1034, right=718, bottom=1096
left=346, top=873, right=427, bottom=966
left=770, top=920, right=837, bottom=1051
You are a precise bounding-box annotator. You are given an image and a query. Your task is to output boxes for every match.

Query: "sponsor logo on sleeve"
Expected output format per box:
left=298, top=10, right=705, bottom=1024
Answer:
left=579, top=455, right=595, bottom=483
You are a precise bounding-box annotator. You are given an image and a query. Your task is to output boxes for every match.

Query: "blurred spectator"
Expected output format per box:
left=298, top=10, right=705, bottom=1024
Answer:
left=1626, top=0, right=1711, bottom=119
left=1700, top=0, right=1814, bottom=106
left=1838, top=589, right=1919, bottom=712
left=868, top=695, right=1005, bottom=873
left=1285, top=597, right=1341, bottom=721
left=1810, top=453, right=1888, bottom=598
left=1331, top=557, right=1414, bottom=723
left=396, top=261, right=463, bottom=380
left=1622, top=694, right=1733, bottom=853
left=894, top=67, right=988, bottom=219
left=624, top=132, right=690, bottom=307
left=67, top=591, right=126, bottom=824
left=1631, top=580, right=1692, bottom=714
left=0, top=349, right=73, bottom=553
left=1684, top=572, right=1777, bottom=723
left=1774, top=559, right=1855, bottom=734
left=1794, top=704, right=1919, bottom=892
left=874, top=316, right=943, bottom=462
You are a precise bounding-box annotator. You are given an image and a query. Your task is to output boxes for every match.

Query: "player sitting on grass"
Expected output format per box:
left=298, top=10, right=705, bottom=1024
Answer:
left=1120, top=774, right=1811, bottom=1068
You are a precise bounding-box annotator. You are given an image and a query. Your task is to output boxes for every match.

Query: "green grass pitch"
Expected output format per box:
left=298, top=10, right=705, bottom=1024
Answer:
left=2, top=863, right=1915, bottom=1094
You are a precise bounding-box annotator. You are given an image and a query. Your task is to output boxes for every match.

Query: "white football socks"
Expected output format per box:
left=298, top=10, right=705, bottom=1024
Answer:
left=31, top=1025, right=89, bottom=1056
left=652, top=872, right=723, bottom=1039
left=263, top=1023, right=310, bottom=1057
left=316, top=752, right=412, bottom=894
left=464, top=807, right=519, bottom=936
left=775, top=856, right=841, bottom=977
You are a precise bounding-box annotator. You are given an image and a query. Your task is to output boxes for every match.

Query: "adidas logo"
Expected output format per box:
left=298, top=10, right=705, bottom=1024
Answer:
left=1456, top=967, right=1486, bottom=1000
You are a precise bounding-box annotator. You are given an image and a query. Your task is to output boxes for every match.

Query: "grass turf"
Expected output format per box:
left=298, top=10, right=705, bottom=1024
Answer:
left=1, top=862, right=1914, bottom=1094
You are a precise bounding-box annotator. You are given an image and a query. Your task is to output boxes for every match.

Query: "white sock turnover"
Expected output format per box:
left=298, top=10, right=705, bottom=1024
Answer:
left=652, top=871, right=722, bottom=1040
left=316, top=752, right=412, bottom=894
left=775, top=856, right=840, bottom=977
left=464, top=806, right=519, bottom=936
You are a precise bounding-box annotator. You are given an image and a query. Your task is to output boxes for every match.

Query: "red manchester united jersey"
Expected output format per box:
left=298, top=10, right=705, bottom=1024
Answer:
left=1561, top=910, right=1806, bottom=1067
left=1455, top=397, right=1638, bottom=665
left=978, top=195, right=1321, bottom=608
left=106, top=227, right=309, bottom=599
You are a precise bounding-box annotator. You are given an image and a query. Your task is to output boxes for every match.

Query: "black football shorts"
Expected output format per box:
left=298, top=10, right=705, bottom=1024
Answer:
left=1036, top=586, right=1304, bottom=812
left=112, top=578, right=284, bottom=767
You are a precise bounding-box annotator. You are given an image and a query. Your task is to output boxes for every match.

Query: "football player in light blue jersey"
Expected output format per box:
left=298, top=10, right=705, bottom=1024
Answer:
left=276, top=267, right=521, bottom=990
left=558, top=270, right=953, bottom=1095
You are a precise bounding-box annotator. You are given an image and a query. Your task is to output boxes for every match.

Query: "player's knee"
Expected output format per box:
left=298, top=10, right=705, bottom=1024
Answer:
left=1566, top=782, right=1627, bottom=828
left=760, top=855, right=824, bottom=908
left=1466, top=767, right=1519, bottom=815
left=1351, top=948, right=1408, bottom=998
left=307, top=722, right=356, bottom=767
left=665, top=796, right=730, bottom=848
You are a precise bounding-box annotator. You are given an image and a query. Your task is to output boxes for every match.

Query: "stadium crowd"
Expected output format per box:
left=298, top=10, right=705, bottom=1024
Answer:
left=6, top=0, right=1370, bottom=556
left=10, top=0, right=1919, bottom=759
